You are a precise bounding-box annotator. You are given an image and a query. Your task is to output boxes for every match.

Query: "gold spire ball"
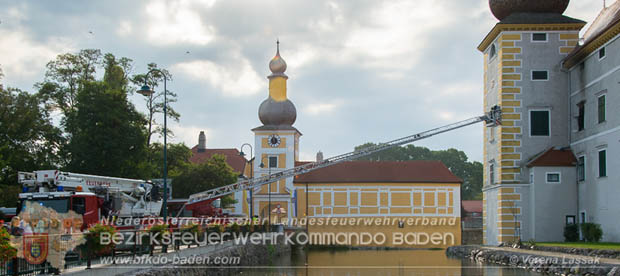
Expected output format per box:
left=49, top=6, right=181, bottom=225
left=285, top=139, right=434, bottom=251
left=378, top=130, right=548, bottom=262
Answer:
left=269, top=40, right=287, bottom=76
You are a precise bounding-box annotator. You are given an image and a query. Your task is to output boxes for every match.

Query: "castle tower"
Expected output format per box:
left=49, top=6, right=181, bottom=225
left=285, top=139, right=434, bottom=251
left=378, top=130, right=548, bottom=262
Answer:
left=252, top=41, right=301, bottom=222
left=480, top=0, right=586, bottom=245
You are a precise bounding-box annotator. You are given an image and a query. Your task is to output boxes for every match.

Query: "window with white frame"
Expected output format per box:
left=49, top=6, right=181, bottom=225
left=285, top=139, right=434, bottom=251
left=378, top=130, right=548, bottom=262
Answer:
left=532, top=70, right=549, bottom=81
left=489, top=163, right=495, bottom=185
left=598, top=94, right=606, bottom=124
left=532, top=33, right=547, bottom=42
left=268, top=156, right=278, bottom=168
left=577, top=101, right=585, bottom=131
left=530, top=110, right=550, bottom=136
left=598, top=149, right=607, bottom=177
left=599, top=47, right=606, bottom=59
left=577, top=156, right=585, bottom=181
left=546, top=172, right=561, bottom=183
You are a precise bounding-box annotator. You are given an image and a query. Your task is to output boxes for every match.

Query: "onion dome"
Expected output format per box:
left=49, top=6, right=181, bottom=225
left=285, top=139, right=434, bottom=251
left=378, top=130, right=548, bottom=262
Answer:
left=258, top=97, right=297, bottom=126
left=269, top=40, right=287, bottom=77
left=489, top=0, right=570, bottom=20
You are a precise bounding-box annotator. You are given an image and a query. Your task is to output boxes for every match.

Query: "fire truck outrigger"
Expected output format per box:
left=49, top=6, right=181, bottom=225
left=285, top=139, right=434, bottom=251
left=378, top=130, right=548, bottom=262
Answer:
left=17, top=170, right=163, bottom=228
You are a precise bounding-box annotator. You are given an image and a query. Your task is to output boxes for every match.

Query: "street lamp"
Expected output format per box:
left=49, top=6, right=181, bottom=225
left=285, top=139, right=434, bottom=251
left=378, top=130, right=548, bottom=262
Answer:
left=259, top=157, right=271, bottom=231
left=137, top=69, right=170, bottom=225
left=239, top=143, right=253, bottom=218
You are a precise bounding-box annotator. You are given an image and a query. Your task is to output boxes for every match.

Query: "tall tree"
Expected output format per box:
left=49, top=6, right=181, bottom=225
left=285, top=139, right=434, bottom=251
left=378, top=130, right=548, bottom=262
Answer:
left=354, top=143, right=483, bottom=200
left=131, top=63, right=179, bottom=146
left=64, top=63, right=149, bottom=179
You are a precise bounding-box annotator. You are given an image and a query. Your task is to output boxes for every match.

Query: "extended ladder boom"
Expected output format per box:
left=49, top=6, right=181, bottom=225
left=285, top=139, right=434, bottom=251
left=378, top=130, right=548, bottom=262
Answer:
left=187, top=106, right=502, bottom=206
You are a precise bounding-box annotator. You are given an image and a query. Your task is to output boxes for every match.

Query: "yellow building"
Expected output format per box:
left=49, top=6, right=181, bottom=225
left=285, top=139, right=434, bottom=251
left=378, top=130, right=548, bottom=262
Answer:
left=294, top=160, right=462, bottom=248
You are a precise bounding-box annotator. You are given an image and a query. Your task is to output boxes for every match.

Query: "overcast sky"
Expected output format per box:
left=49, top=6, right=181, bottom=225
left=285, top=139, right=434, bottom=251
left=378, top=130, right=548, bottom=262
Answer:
left=0, top=0, right=606, bottom=162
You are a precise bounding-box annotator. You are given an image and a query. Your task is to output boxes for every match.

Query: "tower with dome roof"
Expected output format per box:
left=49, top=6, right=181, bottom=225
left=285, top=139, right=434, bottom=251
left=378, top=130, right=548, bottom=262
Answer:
left=480, top=0, right=587, bottom=245
left=251, top=41, right=301, bottom=223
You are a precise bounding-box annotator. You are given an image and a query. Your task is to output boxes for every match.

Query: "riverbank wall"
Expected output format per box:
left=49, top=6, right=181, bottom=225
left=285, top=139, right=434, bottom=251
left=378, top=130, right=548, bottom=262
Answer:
left=63, top=235, right=292, bottom=276
left=446, top=245, right=620, bottom=276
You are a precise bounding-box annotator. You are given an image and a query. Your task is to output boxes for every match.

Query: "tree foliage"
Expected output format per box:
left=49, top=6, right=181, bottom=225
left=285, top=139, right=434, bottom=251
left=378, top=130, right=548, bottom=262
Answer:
left=0, top=85, right=64, bottom=206
left=172, top=155, right=238, bottom=199
left=147, top=142, right=192, bottom=178
left=354, top=143, right=483, bottom=200
left=38, top=49, right=103, bottom=115
left=64, top=79, right=149, bottom=179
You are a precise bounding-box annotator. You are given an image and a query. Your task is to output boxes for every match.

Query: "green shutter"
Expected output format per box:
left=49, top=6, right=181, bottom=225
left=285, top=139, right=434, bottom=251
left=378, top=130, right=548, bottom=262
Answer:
left=598, top=95, right=606, bottom=123
left=599, top=150, right=607, bottom=177
left=531, top=111, right=550, bottom=136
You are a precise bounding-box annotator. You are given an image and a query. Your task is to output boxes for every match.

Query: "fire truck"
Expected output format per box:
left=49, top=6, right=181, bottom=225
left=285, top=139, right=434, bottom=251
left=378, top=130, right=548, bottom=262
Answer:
left=17, top=170, right=163, bottom=227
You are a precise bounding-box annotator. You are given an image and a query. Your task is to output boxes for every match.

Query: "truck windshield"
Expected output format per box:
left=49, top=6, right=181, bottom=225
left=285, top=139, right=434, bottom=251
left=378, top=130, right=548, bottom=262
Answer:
left=22, top=198, right=70, bottom=213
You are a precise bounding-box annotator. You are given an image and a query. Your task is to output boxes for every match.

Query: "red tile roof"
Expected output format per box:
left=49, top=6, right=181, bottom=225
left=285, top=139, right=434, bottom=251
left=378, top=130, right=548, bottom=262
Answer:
left=462, top=200, right=482, bottom=213
left=189, top=146, right=247, bottom=174
left=293, top=160, right=462, bottom=184
left=526, top=148, right=577, bottom=167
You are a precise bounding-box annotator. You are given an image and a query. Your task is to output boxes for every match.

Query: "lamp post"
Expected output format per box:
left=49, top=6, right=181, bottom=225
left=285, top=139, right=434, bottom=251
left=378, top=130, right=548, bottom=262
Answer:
left=239, top=143, right=253, bottom=218
left=259, top=157, right=271, bottom=231
left=137, top=69, right=170, bottom=225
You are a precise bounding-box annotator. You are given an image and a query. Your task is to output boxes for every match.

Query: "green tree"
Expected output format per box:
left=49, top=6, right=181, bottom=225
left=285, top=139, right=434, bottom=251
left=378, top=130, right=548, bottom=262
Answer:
left=131, top=63, right=179, bottom=145
left=0, top=84, right=64, bottom=206
left=147, top=142, right=192, bottom=178
left=64, top=71, right=149, bottom=179
left=354, top=143, right=483, bottom=200
left=172, top=154, right=238, bottom=199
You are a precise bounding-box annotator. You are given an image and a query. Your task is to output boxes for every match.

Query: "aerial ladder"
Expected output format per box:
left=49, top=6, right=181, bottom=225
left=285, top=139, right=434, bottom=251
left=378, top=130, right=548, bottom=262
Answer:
left=183, top=106, right=502, bottom=214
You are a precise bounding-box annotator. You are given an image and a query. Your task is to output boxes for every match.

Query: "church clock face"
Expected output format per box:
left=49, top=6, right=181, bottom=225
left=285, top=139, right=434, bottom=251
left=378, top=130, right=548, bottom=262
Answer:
left=267, top=134, right=281, bottom=147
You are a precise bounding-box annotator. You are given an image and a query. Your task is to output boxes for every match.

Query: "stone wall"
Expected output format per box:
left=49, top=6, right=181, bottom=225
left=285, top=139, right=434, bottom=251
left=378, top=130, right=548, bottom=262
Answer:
left=446, top=245, right=620, bottom=276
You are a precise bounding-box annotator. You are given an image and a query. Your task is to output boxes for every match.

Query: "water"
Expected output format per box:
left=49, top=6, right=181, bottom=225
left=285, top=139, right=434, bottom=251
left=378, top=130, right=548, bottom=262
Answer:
left=238, top=249, right=543, bottom=276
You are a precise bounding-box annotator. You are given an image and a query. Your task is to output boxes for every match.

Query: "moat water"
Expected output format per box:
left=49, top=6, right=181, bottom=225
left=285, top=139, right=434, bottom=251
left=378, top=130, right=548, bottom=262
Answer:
left=238, top=249, right=542, bottom=276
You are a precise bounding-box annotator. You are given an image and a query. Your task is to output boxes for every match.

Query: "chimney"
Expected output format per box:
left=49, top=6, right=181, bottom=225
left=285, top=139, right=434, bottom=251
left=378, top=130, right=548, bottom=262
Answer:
left=316, top=151, right=324, bottom=162
left=198, top=131, right=206, bottom=152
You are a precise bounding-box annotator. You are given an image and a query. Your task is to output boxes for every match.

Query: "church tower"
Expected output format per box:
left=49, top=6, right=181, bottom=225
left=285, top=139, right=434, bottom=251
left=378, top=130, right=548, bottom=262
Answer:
left=480, top=0, right=585, bottom=245
left=252, top=42, right=301, bottom=222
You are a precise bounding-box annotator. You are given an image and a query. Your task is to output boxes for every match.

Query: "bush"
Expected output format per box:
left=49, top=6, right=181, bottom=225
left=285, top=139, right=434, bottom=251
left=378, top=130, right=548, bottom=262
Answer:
left=180, top=223, right=203, bottom=235
left=564, top=223, right=579, bottom=242
left=580, top=223, right=603, bottom=242
left=85, top=223, right=117, bottom=256
left=208, top=224, right=223, bottom=234
left=229, top=223, right=240, bottom=234
left=0, top=227, right=16, bottom=262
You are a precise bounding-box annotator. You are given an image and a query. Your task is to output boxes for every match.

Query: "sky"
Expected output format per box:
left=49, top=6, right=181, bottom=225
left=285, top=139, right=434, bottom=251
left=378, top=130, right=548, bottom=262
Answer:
left=0, top=0, right=607, bottom=163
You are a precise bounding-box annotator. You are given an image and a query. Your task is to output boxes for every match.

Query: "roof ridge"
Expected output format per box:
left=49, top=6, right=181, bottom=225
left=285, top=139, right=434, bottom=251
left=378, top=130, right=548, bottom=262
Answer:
left=584, top=0, right=620, bottom=40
